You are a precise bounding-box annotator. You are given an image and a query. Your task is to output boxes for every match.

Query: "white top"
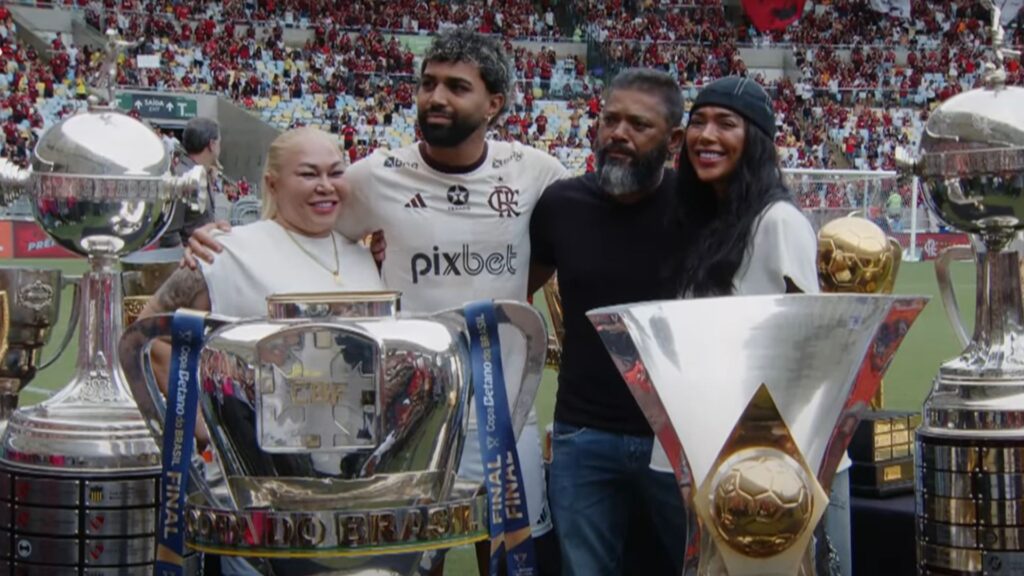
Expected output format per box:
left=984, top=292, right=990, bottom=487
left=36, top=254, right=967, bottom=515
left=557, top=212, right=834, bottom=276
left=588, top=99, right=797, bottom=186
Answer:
left=335, top=141, right=567, bottom=536
left=336, top=140, right=568, bottom=313
left=199, top=219, right=384, bottom=317
left=650, top=202, right=853, bottom=473
left=732, top=201, right=819, bottom=296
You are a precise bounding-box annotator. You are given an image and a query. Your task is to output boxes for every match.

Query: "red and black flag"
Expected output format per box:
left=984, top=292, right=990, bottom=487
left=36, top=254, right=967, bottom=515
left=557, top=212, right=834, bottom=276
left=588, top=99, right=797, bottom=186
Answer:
left=742, top=0, right=805, bottom=31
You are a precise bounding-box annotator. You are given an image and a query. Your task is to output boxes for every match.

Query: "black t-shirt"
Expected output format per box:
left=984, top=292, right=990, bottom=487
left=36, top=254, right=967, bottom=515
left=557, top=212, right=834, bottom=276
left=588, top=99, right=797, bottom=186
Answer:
left=530, top=170, right=681, bottom=436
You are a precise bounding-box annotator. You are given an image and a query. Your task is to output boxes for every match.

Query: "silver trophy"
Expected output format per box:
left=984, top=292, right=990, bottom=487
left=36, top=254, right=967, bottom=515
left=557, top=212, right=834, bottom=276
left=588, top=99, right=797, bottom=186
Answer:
left=0, top=65, right=205, bottom=573
left=120, top=294, right=547, bottom=575
left=894, top=3, right=1024, bottom=573
left=0, top=269, right=80, bottom=434
left=588, top=294, right=926, bottom=575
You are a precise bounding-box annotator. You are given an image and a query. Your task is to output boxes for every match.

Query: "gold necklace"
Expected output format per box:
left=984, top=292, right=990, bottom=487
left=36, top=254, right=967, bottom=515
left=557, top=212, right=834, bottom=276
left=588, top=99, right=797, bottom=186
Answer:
left=283, top=228, right=342, bottom=284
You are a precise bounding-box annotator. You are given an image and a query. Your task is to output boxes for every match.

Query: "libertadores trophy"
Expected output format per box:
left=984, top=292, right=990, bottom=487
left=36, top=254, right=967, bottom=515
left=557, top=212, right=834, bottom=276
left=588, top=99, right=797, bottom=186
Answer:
left=896, top=3, right=1024, bottom=573
left=588, top=294, right=927, bottom=575
left=0, top=38, right=206, bottom=570
left=0, top=269, right=80, bottom=434
left=120, top=293, right=547, bottom=575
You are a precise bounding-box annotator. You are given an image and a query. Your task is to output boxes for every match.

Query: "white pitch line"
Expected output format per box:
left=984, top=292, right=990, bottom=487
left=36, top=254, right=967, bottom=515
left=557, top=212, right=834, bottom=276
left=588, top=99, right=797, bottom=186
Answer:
left=19, top=388, right=54, bottom=398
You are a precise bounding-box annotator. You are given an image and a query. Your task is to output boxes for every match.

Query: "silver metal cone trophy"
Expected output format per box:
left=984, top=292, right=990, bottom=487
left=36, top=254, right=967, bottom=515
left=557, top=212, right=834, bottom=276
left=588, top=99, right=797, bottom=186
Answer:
left=894, top=3, right=1024, bottom=574
left=588, top=294, right=927, bottom=575
left=119, top=293, right=547, bottom=575
left=0, top=32, right=205, bottom=573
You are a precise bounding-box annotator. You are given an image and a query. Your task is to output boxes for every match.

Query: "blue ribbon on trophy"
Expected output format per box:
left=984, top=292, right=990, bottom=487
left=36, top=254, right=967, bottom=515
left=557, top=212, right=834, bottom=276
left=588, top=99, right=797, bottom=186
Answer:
left=465, top=300, right=538, bottom=576
left=155, top=310, right=206, bottom=576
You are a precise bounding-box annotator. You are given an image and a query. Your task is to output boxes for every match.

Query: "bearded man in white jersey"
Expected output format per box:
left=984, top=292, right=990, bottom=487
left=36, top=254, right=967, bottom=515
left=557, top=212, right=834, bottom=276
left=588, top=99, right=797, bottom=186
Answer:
left=186, top=28, right=567, bottom=576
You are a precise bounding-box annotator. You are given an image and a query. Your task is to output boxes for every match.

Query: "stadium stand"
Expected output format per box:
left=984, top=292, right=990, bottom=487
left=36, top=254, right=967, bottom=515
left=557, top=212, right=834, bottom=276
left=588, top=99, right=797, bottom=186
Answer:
left=2, top=0, right=1022, bottom=210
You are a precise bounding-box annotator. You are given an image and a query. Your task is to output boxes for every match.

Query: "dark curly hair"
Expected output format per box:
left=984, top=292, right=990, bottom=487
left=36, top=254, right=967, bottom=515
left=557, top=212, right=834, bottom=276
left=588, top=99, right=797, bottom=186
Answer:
left=420, top=29, right=513, bottom=124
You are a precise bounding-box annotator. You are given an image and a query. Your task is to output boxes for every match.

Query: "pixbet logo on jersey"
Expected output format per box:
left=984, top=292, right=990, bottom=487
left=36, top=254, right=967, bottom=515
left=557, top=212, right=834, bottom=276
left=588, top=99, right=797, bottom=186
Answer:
left=410, top=245, right=518, bottom=283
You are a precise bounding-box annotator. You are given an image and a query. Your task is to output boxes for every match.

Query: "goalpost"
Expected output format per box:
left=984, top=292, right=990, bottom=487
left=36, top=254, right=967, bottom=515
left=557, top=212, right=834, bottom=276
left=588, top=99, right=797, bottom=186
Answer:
left=783, top=168, right=933, bottom=261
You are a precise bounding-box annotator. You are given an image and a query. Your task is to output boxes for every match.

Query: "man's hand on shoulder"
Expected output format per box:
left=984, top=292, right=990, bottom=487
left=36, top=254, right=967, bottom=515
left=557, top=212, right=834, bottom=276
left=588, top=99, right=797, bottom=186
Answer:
left=182, top=220, right=231, bottom=270
left=370, top=230, right=386, bottom=270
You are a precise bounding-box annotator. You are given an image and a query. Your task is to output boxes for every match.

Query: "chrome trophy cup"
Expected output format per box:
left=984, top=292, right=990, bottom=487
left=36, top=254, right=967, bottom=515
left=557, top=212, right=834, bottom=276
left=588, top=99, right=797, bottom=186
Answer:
left=0, top=106, right=203, bottom=573
left=120, top=294, right=547, bottom=575
left=589, top=294, right=926, bottom=575
left=895, top=3, right=1024, bottom=573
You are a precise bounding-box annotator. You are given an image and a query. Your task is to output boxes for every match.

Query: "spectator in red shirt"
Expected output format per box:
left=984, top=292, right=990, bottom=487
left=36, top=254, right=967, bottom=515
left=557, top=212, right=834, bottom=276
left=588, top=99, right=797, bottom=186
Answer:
left=342, top=124, right=355, bottom=150
left=536, top=113, right=548, bottom=137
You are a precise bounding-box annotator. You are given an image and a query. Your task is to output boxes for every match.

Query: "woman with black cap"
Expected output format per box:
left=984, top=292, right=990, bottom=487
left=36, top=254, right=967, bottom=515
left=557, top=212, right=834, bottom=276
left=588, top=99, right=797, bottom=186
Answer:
left=670, top=75, right=818, bottom=299
left=659, top=76, right=852, bottom=576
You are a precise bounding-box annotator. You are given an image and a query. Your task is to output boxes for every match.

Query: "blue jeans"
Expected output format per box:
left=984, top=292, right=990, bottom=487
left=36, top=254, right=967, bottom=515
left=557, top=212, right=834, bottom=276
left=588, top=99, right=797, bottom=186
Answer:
left=549, top=421, right=688, bottom=576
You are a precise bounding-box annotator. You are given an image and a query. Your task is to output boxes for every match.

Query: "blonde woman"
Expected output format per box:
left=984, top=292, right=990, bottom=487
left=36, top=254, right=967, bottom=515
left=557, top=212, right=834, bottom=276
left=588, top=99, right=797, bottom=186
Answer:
left=141, top=126, right=383, bottom=576
left=142, top=126, right=383, bottom=321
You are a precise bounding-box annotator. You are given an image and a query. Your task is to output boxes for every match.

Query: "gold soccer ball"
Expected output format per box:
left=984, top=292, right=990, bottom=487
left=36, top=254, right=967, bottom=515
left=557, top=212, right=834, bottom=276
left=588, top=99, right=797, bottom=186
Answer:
left=818, top=217, right=896, bottom=294
left=711, top=453, right=813, bottom=557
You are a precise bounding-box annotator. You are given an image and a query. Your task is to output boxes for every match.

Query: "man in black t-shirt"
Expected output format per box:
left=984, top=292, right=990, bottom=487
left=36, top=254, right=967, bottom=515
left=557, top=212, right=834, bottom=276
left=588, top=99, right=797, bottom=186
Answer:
left=529, top=69, right=689, bottom=576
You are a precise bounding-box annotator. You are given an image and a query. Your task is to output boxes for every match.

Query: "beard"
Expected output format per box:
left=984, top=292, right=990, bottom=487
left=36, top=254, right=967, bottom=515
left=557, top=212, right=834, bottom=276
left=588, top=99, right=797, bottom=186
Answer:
left=596, top=139, right=671, bottom=197
left=417, top=106, right=485, bottom=148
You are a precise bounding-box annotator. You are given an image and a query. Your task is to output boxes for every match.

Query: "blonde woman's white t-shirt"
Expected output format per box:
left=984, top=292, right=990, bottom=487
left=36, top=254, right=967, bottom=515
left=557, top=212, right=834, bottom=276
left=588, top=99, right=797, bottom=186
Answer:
left=199, top=219, right=384, bottom=317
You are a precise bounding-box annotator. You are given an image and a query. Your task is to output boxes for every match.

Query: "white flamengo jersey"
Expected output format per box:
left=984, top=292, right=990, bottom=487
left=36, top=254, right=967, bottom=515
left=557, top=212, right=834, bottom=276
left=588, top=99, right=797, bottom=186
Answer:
left=337, top=140, right=568, bottom=313
left=337, top=140, right=567, bottom=536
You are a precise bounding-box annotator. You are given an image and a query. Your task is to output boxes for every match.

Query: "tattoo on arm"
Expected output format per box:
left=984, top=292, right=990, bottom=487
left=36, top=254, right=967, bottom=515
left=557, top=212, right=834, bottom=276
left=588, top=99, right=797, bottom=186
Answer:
left=149, top=268, right=208, bottom=314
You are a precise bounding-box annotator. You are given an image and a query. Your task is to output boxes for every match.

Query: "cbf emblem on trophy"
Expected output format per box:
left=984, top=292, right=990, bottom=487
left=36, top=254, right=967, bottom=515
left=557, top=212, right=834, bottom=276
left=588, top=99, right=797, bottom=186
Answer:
left=589, top=294, right=926, bottom=575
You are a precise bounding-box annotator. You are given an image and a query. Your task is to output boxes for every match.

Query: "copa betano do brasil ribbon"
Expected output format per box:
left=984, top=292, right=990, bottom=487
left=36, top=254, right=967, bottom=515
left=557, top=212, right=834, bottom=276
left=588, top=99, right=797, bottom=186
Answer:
left=465, top=300, right=538, bottom=576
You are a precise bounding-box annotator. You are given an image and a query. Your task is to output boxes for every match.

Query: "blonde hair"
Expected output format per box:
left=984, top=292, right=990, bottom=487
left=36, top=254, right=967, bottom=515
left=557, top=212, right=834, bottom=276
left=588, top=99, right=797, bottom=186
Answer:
left=261, top=127, right=349, bottom=220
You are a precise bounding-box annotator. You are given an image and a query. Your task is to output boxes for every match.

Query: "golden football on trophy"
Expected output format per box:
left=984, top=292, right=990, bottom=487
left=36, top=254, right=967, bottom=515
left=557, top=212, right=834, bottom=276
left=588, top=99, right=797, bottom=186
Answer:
left=818, top=217, right=899, bottom=294
left=711, top=452, right=813, bottom=558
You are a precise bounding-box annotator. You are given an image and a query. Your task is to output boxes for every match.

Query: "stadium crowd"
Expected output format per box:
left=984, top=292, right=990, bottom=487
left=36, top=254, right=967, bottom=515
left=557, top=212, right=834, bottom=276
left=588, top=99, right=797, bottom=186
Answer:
left=2, top=0, right=1021, bottom=209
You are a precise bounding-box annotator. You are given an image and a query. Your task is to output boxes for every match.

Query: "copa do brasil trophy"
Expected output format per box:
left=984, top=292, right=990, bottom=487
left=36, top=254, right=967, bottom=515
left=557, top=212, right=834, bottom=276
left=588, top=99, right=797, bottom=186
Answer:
left=0, top=48, right=205, bottom=573
left=896, top=2, right=1024, bottom=573
left=119, top=291, right=547, bottom=575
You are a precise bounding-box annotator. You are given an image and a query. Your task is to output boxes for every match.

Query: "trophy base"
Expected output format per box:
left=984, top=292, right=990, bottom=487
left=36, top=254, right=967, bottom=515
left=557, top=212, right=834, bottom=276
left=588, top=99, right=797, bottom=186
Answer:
left=917, top=431, right=1024, bottom=574
left=186, top=480, right=488, bottom=575
left=0, top=466, right=200, bottom=574
left=0, top=372, right=160, bottom=473
left=0, top=370, right=166, bottom=573
left=849, top=410, right=920, bottom=463
left=849, top=456, right=915, bottom=497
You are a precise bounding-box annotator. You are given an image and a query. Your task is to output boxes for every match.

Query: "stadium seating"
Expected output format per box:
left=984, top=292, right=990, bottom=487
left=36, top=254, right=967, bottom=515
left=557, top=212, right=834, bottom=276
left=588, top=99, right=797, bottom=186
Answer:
left=3, top=0, right=1022, bottom=206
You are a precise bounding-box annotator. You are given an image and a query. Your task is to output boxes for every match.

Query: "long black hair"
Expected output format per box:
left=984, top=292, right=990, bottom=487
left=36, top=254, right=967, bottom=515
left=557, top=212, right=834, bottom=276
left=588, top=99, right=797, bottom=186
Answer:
left=671, top=122, right=795, bottom=297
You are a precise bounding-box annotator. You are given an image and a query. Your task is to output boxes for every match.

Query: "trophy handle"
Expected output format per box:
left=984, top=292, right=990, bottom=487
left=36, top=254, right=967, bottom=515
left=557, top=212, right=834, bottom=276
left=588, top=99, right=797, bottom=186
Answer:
left=435, top=301, right=547, bottom=438
left=542, top=276, right=564, bottom=369
left=119, top=313, right=229, bottom=505
left=38, top=275, right=81, bottom=371
left=491, top=301, right=548, bottom=437
left=935, top=245, right=974, bottom=349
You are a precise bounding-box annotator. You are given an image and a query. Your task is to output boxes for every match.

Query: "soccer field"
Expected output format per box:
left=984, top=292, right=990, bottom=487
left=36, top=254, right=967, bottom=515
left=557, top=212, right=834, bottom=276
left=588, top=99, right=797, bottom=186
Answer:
left=4, top=258, right=977, bottom=575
